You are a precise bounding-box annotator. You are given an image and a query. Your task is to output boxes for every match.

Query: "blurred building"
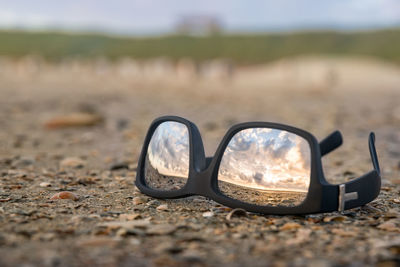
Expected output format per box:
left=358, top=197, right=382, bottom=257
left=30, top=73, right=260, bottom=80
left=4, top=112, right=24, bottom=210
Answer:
left=175, top=15, right=223, bottom=35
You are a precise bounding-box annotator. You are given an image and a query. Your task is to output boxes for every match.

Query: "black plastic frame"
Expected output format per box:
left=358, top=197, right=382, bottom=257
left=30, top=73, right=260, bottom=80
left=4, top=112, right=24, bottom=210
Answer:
left=136, top=116, right=381, bottom=215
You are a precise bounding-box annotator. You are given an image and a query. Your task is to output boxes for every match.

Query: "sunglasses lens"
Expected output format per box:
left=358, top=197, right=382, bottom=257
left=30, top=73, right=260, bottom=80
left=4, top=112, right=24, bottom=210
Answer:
left=144, top=121, right=189, bottom=191
left=217, top=128, right=311, bottom=207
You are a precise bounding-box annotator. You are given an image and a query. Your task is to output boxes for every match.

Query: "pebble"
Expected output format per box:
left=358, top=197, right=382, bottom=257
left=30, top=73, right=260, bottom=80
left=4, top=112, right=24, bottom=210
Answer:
left=377, top=220, right=399, bottom=232
left=119, top=213, right=141, bottom=221
left=50, top=191, right=79, bottom=201
left=110, top=162, right=129, bottom=171
left=45, top=112, right=104, bottom=129
left=60, top=157, right=85, bottom=168
left=226, top=208, right=247, bottom=221
left=133, top=197, right=146, bottom=205
left=331, top=228, right=358, bottom=237
left=147, top=199, right=160, bottom=206
left=153, top=242, right=182, bottom=254
left=202, top=211, right=214, bottom=218
left=156, top=204, right=168, bottom=211
left=280, top=222, right=302, bottom=231
left=322, top=215, right=347, bottom=222
left=383, top=209, right=400, bottom=219
left=39, top=182, right=51, bottom=187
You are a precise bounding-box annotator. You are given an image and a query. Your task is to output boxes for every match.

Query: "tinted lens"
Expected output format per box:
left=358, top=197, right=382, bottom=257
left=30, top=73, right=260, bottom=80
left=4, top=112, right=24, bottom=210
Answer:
left=217, top=128, right=311, bottom=207
left=144, top=121, right=189, bottom=191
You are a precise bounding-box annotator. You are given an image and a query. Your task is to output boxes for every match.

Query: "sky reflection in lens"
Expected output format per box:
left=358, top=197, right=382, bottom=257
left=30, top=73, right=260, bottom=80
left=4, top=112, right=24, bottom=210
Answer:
left=147, top=121, right=189, bottom=178
left=218, top=128, right=311, bottom=192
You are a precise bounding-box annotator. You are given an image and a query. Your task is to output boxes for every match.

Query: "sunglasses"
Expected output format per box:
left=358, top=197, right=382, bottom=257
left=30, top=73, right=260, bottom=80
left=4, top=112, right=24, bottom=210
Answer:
left=135, top=116, right=381, bottom=215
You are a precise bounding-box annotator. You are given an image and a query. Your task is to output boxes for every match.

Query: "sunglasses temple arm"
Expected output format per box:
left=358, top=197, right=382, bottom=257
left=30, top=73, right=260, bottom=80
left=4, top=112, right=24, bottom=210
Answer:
left=337, top=132, right=381, bottom=211
left=319, top=130, right=343, bottom=157
left=368, top=132, right=380, bottom=174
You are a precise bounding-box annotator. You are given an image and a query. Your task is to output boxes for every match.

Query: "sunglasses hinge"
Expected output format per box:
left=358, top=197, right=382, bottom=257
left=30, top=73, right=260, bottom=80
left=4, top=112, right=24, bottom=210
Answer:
left=338, top=184, right=358, bottom=212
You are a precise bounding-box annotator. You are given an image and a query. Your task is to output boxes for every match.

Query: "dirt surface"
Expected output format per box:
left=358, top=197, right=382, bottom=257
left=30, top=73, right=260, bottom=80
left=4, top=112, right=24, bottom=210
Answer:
left=1, top=57, right=400, bottom=266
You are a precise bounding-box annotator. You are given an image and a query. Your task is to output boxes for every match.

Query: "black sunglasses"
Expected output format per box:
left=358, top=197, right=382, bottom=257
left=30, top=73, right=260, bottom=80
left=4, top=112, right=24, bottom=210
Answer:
left=135, top=116, right=381, bottom=215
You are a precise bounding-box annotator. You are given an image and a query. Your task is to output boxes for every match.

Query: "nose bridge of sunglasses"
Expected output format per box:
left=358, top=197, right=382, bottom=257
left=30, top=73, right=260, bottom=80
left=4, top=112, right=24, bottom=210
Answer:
left=187, top=167, right=215, bottom=196
left=205, top=157, right=213, bottom=169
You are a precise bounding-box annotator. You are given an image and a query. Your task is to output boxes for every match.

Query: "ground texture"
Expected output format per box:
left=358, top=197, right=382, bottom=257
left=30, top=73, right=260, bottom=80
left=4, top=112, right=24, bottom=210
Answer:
left=0, top=58, right=400, bottom=266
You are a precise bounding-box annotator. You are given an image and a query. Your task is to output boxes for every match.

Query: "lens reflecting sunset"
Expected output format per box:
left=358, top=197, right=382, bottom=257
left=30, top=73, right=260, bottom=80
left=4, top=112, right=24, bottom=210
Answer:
left=218, top=128, right=311, bottom=193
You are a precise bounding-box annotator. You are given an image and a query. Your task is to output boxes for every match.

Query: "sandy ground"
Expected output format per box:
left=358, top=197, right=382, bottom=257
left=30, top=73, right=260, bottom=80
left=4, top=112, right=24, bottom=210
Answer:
left=0, top=56, right=400, bottom=266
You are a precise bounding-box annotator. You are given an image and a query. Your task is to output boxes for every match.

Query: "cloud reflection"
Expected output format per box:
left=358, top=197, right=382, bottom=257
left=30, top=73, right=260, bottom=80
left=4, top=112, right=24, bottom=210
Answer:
left=218, top=128, right=311, bottom=192
left=147, top=121, right=189, bottom=178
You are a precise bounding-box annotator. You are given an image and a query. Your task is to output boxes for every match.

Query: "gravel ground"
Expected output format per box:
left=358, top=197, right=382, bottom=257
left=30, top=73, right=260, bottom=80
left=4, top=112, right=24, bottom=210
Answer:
left=0, top=58, right=400, bottom=266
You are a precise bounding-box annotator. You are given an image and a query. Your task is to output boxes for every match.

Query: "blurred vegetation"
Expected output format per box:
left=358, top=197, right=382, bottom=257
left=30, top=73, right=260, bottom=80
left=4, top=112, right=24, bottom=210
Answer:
left=0, top=29, right=399, bottom=64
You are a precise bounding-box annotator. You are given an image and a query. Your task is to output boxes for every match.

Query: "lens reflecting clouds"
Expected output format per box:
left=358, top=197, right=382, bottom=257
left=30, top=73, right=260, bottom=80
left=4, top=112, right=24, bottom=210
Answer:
left=218, top=128, right=311, bottom=206
left=144, top=121, right=189, bottom=190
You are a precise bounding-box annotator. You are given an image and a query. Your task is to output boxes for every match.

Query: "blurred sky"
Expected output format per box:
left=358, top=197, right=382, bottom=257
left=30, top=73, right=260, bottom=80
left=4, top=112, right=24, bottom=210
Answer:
left=0, top=0, right=399, bottom=34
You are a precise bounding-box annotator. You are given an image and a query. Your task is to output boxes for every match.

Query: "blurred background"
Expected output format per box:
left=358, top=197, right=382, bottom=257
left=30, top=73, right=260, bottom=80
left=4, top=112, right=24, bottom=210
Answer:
left=0, top=0, right=399, bottom=180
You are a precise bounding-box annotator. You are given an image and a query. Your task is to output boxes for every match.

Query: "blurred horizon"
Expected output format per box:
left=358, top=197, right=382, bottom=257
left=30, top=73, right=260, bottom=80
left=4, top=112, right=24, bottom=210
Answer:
left=0, top=0, right=399, bottom=35
left=1, top=29, right=399, bottom=64
left=0, top=1, right=399, bottom=65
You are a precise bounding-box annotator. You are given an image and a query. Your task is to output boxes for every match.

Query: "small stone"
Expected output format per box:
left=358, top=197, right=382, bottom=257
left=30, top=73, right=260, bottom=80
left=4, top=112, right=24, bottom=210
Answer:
left=39, top=182, right=51, bottom=187
left=110, top=162, right=129, bottom=171
left=156, top=204, right=168, bottom=211
left=383, top=209, right=400, bottom=219
left=119, top=213, right=141, bottom=221
left=331, top=228, right=358, bottom=237
left=153, top=242, right=182, bottom=254
left=377, top=220, right=399, bottom=232
left=323, top=215, right=347, bottom=222
left=147, top=200, right=160, bottom=206
left=232, top=233, right=246, bottom=239
left=133, top=197, right=146, bottom=205
left=202, top=211, right=214, bottom=218
left=45, top=112, right=104, bottom=129
left=50, top=191, right=79, bottom=201
left=280, top=222, right=302, bottom=231
left=116, top=228, right=128, bottom=237
left=60, top=157, right=85, bottom=168
left=226, top=208, right=247, bottom=221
